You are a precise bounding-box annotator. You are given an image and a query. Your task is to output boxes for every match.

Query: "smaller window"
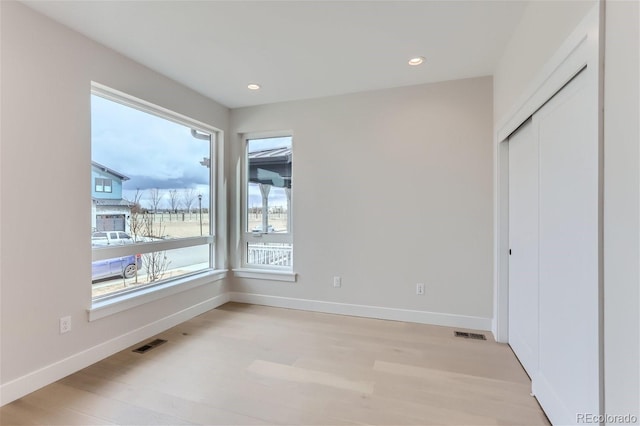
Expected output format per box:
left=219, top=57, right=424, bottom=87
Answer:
left=242, top=135, right=293, bottom=269
left=95, top=178, right=113, bottom=193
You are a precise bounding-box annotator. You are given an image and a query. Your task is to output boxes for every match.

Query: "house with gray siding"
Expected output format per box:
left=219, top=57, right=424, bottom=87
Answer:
left=91, top=161, right=130, bottom=232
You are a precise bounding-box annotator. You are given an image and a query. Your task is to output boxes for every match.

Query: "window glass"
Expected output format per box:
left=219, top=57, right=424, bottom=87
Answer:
left=246, top=137, right=292, bottom=233
left=92, top=245, right=210, bottom=300
left=91, top=91, right=214, bottom=300
left=244, top=136, right=292, bottom=269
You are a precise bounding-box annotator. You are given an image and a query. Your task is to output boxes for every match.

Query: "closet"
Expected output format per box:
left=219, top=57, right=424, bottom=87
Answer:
left=507, top=67, right=601, bottom=424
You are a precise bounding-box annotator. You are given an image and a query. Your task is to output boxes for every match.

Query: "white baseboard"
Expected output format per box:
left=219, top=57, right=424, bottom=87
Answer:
left=0, top=292, right=230, bottom=406
left=229, top=292, right=492, bottom=331
left=492, top=318, right=504, bottom=343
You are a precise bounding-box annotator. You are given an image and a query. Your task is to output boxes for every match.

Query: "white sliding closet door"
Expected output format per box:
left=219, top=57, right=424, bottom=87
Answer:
left=507, top=68, right=600, bottom=424
left=534, top=69, right=600, bottom=424
left=508, top=118, right=539, bottom=379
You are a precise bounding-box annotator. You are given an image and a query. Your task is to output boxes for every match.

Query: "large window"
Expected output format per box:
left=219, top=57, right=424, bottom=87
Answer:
left=242, top=135, right=293, bottom=269
left=91, top=85, right=217, bottom=302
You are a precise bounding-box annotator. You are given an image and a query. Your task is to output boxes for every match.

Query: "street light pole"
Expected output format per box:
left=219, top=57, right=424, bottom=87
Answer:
left=198, top=194, right=203, bottom=236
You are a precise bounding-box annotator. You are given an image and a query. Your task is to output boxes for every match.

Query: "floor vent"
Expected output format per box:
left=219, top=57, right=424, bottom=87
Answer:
left=133, top=338, right=167, bottom=354
left=454, top=331, right=487, bottom=340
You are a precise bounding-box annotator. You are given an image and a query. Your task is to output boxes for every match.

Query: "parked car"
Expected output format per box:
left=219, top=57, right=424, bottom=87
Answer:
left=92, top=231, right=134, bottom=246
left=92, top=254, right=142, bottom=281
left=251, top=225, right=275, bottom=233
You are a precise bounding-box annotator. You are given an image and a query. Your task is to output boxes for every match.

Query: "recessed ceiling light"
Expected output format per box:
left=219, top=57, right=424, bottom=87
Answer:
left=408, top=56, right=425, bottom=66
left=247, top=83, right=261, bottom=90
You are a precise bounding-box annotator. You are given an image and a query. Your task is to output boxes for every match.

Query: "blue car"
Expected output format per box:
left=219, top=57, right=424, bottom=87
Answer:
left=92, top=254, right=142, bottom=281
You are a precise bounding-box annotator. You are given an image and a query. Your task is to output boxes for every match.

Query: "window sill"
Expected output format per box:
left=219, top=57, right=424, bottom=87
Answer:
left=232, top=268, right=297, bottom=282
left=88, top=269, right=227, bottom=322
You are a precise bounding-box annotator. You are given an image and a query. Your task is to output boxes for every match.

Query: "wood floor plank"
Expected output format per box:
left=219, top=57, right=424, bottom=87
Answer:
left=60, top=370, right=271, bottom=425
left=246, top=359, right=375, bottom=394
left=21, top=382, right=193, bottom=425
left=0, top=395, right=116, bottom=425
left=0, top=302, right=548, bottom=425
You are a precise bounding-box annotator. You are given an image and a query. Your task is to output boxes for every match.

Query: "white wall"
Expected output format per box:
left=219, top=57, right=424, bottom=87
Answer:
left=603, top=0, right=640, bottom=421
left=229, top=77, right=494, bottom=328
left=0, top=1, right=229, bottom=403
left=493, top=0, right=596, bottom=124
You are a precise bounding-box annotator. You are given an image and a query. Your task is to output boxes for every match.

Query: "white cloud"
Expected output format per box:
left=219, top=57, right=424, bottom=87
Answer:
left=91, top=95, right=210, bottom=194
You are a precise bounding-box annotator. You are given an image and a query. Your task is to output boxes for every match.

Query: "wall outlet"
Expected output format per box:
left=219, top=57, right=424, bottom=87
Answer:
left=333, top=276, right=342, bottom=288
left=416, top=283, right=425, bottom=295
left=59, top=316, right=71, bottom=334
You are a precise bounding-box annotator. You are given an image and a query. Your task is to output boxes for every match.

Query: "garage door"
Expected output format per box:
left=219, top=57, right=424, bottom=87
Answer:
left=96, top=214, right=125, bottom=231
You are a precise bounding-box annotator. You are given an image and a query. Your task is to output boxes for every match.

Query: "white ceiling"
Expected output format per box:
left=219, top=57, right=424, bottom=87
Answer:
left=23, top=1, right=528, bottom=109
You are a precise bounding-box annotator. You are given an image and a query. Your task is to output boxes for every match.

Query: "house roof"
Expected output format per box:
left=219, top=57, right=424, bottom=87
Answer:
left=248, top=147, right=292, bottom=189
left=91, top=161, right=130, bottom=181
left=92, top=198, right=131, bottom=207
left=248, top=147, right=292, bottom=163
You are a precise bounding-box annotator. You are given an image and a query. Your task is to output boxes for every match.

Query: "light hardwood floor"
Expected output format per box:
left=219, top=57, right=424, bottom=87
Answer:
left=0, top=303, right=549, bottom=425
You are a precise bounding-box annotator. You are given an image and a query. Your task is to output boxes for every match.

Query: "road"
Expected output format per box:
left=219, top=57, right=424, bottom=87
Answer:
left=92, top=244, right=210, bottom=289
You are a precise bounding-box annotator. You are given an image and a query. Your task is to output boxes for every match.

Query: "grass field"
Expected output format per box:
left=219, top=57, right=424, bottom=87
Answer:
left=128, top=212, right=289, bottom=239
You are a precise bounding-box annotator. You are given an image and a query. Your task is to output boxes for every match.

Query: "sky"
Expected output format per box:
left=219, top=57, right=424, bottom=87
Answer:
left=91, top=94, right=291, bottom=210
left=248, top=136, right=291, bottom=154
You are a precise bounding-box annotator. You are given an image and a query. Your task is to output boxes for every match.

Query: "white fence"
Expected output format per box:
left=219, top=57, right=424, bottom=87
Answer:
left=247, top=244, right=292, bottom=267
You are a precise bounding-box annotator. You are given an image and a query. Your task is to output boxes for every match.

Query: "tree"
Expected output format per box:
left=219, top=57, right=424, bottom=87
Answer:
left=141, top=214, right=170, bottom=282
left=124, top=188, right=171, bottom=284
left=168, top=189, right=180, bottom=214
left=126, top=188, right=144, bottom=242
left=181, top=188, right=197, bottom=219
left=126, top=188, right=143, bottom=212
left=149, top=188, right=164, bottom=214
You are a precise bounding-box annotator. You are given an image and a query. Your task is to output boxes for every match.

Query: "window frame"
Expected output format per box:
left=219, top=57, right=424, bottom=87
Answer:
left=94, top=177, right=113, bottom=193
left=90, top=82, right=222, bottom=310
left=240, top=131, right=294, bottom=272
left=103, top=178, right=112, bottom=193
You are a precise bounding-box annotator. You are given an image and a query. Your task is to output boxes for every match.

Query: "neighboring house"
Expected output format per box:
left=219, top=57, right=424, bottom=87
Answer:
left=91, top=161, right=131, bottom=232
